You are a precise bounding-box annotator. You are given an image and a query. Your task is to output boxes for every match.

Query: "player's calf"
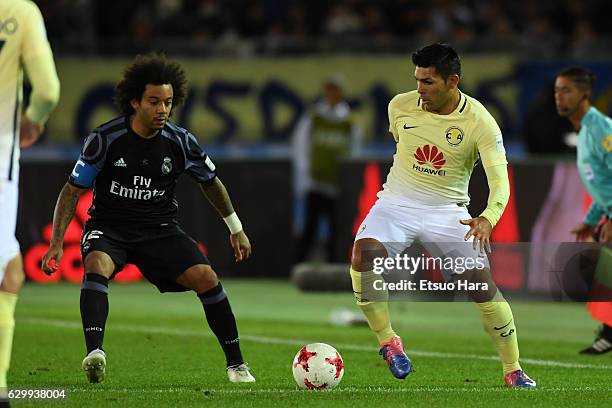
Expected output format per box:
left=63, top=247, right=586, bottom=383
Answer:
left=0, top=254, right=22, bottom=395
left=80, top=273, right=109, bottom=354
left=481, top=302, right=533, bottom=388
left=195, top=280, right=253, bottom=378
left=0, top=289, right=17, bottom=391
left=350, top=239, right=411, bottom=377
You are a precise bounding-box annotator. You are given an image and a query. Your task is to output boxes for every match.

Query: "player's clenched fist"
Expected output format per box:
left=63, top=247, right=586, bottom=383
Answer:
left=41, top=244, right=63, bottom=275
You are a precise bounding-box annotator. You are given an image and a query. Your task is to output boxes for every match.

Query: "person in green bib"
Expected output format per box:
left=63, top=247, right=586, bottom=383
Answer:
left=293, top=75, right=362, bottom=263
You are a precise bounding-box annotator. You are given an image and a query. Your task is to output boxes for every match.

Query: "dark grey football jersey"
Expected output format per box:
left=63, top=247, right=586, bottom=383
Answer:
left=69, top=116, right=216, bottom=226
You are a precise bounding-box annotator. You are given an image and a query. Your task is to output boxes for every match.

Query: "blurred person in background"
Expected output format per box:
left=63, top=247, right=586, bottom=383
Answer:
left=0, top=0, right=60, bottom=406
left=555, top=67, right=612, bottom=355
left=293, top=75, right=361, bottom=263
left=523, top=80, right=576, bottom=154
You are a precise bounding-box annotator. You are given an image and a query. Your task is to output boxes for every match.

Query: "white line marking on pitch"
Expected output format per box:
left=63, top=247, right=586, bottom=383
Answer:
left=65, top=386, right=612, bottom=394
left=20, top=317, right=612, bottom=371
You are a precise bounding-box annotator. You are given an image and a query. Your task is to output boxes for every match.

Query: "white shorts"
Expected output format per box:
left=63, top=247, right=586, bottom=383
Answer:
left=355, top=195, right=489, bottom=277
left=0, top=175, right=20, bottom=279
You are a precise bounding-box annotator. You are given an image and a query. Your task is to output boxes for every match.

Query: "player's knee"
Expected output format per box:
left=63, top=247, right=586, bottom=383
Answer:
left=83, top=251, right=115, bottom=278
left=180, top=264, right=218, bottom=293
left=195, top=265, right=219, bottom=292
left=456, top=267, right=498, bottom=303
left=0, top=254, right=25, bottom=294
left=351, top=239, right=387, bottom=271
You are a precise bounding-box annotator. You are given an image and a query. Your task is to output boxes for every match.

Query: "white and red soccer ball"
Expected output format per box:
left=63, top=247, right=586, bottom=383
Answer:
left=292, top=343, right=344, bottom=390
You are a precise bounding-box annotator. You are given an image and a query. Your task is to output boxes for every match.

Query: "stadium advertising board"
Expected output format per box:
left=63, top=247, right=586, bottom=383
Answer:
left=47, top=56, right=515, bottom=143
left=17, top=160, right=292, bottom=282
left=18, top=158, right=602, bottom=299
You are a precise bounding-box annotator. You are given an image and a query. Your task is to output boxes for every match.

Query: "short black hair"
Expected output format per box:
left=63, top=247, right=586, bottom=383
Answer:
left=557, top=67, right=596, bottom=92
left=114, top=53, right=187, bottom=116
left=411, top=43, right=461, bottom=80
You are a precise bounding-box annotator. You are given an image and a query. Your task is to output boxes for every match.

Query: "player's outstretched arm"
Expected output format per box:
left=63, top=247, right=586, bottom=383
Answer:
left=199, top=178, right=252, bottom=262
left=41, top=182, right=89, bottom=274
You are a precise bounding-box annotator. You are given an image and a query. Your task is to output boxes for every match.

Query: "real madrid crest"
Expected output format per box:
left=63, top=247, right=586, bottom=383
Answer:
left=445, top=126, right=464, bottom=146
left=161, top=157, right=172, bottom=174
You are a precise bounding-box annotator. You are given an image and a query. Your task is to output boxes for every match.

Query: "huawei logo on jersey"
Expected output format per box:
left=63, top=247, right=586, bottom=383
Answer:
left=414, top=145, right=445, bottom=169
left=413, top=144, right=447, bottom=176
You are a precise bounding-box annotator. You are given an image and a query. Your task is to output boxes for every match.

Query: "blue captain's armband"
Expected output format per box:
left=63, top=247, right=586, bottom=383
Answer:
left=69, top=159, right=98, bottom=188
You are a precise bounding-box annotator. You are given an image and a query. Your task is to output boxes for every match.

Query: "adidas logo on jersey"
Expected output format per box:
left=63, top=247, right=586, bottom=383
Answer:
left=114, top=158, right=127, bottom=167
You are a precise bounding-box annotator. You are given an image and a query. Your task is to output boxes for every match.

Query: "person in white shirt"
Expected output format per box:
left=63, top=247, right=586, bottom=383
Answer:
left=0, top=0, right=60, bottom=399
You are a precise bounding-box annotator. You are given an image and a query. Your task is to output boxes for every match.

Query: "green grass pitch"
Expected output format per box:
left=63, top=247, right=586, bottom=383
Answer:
left=11, top=280, right=612, bottom=407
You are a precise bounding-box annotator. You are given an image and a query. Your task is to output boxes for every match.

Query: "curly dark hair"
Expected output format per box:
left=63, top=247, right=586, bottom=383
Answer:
left=114, top=53, right=187, bottom=116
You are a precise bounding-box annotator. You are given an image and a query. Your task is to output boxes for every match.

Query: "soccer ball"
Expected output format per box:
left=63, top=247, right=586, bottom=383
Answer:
left=291, top=343, right=344, bottom=390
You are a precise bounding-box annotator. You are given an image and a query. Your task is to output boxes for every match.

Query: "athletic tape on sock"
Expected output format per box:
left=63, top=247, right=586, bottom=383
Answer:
left=198, top=283, right=228, bottom=305
left=81, top=273, right=109, bottom=294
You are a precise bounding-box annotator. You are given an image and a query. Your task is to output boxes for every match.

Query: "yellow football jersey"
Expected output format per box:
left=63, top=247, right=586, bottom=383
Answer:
left=0, top=0, right=53, bottom=178
left=380, top=90, right=507, bottom=205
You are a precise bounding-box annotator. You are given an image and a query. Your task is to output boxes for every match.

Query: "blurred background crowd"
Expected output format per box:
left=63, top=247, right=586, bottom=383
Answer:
left=38, top=0, right=612, bottom=57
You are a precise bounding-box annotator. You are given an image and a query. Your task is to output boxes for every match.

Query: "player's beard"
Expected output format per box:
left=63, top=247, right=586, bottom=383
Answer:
left=423, top=87, right=453, bottom=112
left=423, top=95, right=443, bottom=112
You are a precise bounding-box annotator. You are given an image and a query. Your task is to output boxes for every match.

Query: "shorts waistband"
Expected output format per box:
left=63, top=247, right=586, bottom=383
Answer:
left=377, top=193, right=467, bottom=210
